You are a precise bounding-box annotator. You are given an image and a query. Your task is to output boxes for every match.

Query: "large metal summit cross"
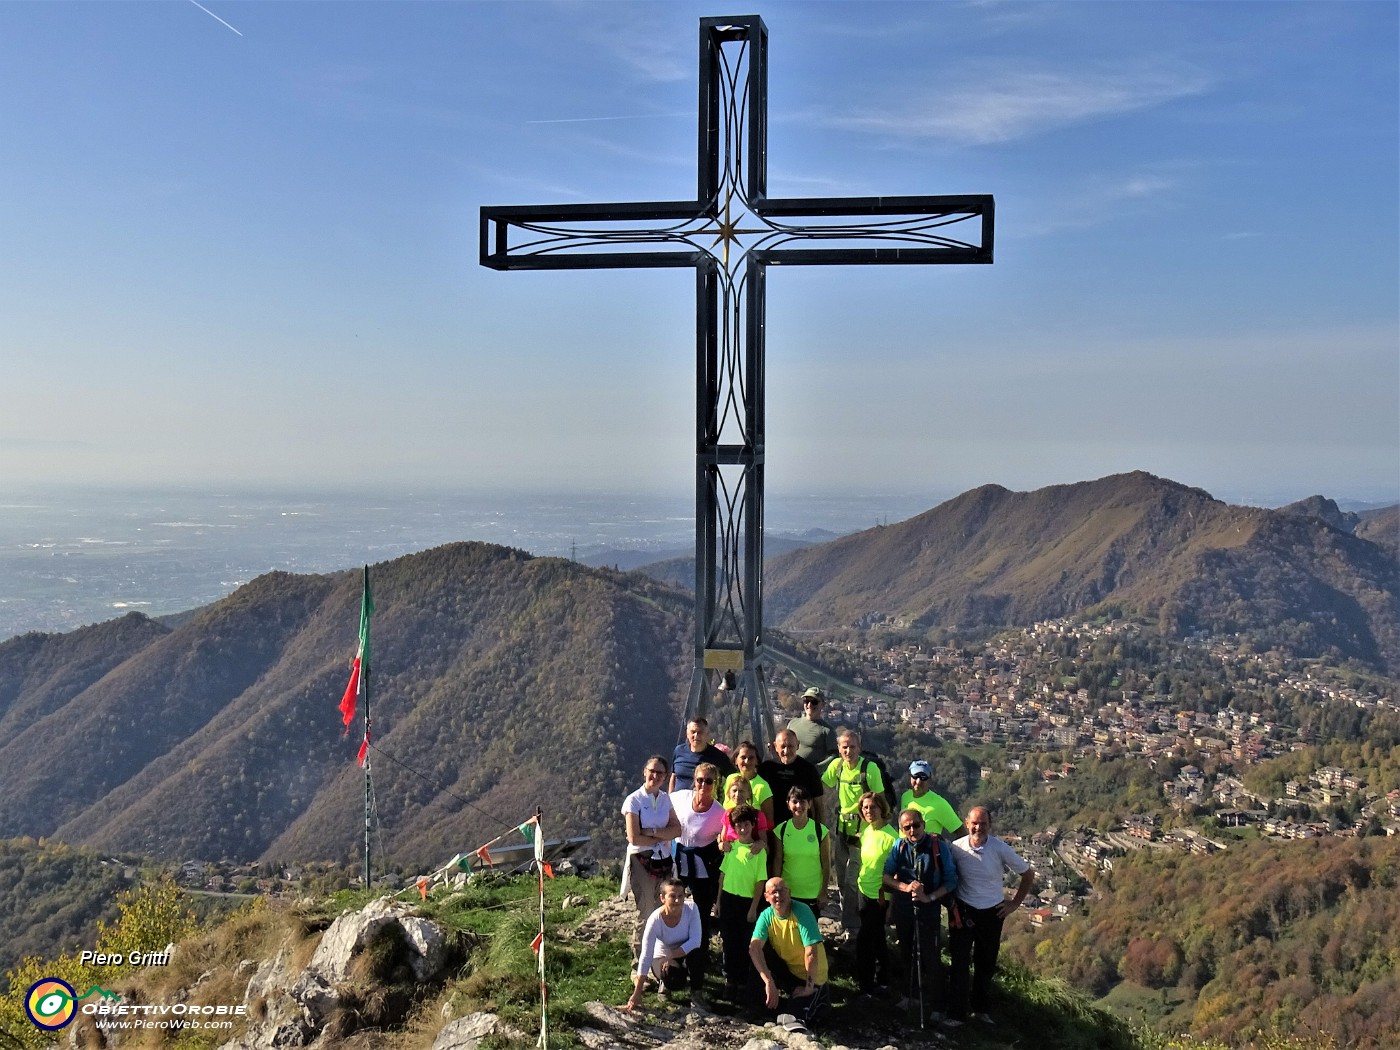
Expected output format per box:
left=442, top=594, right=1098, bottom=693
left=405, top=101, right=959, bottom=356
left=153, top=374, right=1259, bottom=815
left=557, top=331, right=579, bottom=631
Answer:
left=481, top=15, right=992, bottom=746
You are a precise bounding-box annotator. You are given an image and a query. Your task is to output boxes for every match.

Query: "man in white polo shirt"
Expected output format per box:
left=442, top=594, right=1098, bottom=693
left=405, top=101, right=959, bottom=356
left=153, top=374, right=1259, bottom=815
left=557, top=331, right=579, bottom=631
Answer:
left=947, top=806, right=1035, bottom=1026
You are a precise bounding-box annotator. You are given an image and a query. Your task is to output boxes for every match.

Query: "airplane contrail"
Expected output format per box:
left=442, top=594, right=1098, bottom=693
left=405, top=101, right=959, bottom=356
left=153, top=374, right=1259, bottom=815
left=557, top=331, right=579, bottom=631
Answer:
left=188, top=0, right=243, bottom=37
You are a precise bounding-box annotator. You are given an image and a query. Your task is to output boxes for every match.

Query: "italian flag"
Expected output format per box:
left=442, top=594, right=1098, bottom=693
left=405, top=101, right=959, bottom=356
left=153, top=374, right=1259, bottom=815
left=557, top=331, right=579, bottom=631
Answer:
left=337, top=567, right=373, bottom=764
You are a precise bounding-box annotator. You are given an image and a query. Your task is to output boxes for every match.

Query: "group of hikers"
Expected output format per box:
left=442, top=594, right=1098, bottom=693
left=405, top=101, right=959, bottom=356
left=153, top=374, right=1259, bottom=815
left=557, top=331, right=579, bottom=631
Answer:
left=618, top=687, right=1036, bottom=1032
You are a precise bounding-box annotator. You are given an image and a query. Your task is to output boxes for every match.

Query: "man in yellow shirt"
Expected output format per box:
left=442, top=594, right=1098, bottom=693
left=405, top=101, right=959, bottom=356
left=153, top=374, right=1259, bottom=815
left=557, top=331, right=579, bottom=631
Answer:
left=899, top=760, right=963, bottom=838
left=822, top=727, right=883, bottom=931
left=749, top=877, right=829, bottom=1030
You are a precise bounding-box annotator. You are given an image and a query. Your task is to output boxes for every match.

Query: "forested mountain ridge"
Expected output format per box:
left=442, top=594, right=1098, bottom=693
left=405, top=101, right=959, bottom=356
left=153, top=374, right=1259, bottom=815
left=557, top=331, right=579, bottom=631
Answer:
left=0, top=611, right=170, bottom=736
left=1007, top=835, right=1400, bottom=1049
left=764, top=472, right=1400, bottom=673
left=0, top=543, right=691, bottom=869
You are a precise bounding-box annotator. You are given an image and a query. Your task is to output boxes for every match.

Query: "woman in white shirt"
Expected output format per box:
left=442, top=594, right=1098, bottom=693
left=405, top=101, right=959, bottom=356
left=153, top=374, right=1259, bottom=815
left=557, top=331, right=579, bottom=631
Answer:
left=621, top=878, right=706, bottom=1010
left=621, top=755, right=682, bottom=960
left=669, top=761, right=728, bottom=947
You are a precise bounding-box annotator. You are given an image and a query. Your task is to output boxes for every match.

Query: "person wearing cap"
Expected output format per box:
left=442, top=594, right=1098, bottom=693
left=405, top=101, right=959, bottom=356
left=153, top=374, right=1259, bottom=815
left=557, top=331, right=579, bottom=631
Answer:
left=883, top=807, right=958, bottom=1022
left=786, top=687, right=836, bottom=767
left=899, top=760, right=964, bottom=839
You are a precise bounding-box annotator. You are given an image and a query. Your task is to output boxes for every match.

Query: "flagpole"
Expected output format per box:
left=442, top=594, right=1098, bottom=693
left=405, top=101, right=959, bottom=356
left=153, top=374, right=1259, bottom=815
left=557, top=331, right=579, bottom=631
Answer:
left=361, top=565, right=373, bottom=889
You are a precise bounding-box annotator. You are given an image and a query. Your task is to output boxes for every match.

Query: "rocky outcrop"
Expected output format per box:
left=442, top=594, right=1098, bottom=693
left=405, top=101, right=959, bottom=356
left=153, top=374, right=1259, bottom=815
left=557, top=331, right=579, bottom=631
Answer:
left=217, top=897, right=454, bottom=1050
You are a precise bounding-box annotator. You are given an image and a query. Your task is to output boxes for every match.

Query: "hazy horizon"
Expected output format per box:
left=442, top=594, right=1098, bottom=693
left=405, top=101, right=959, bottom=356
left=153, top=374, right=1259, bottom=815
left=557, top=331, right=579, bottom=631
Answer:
left=2, top=2, right=1395, bottom=499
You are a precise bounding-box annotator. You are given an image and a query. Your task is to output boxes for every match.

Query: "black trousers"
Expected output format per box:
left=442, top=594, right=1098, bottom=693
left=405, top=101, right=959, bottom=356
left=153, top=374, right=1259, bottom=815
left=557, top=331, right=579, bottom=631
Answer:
left=716, top=891, right=756, bottom=991
left=855, top=896, right=890, bottom=992
left=948, top=902, right=1005, bottom=1019
left=680, top=870, right=719, bottom=945
left=889, top=897, right=942, bottom=1010
left=655, top=945, right=708, bottom=990
left=760, top=942, right=829, bottom=1026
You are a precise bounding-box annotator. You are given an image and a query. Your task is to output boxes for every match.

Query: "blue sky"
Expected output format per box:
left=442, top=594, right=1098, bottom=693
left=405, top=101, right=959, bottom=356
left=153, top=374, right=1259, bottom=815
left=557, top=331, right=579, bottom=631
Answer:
left=2, top=0, right=1396, bottom=506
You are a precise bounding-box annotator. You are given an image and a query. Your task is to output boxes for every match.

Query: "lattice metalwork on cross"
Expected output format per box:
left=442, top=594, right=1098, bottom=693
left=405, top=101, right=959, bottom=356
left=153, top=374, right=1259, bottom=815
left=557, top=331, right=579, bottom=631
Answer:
left=481, top=15, right=993, bottom=747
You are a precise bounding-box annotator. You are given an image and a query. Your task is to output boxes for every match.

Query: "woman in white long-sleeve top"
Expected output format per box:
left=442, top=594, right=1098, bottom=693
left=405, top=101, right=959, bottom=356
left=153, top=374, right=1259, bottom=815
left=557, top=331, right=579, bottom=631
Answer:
left=621, top=878, right=708, bottom=1010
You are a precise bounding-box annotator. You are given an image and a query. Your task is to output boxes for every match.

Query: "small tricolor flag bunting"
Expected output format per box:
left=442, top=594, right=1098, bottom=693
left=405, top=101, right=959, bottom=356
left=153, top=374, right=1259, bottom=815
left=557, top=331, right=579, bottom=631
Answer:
left=475, top=845, right=494, bottom=867
left=530, top=930, right=544, bottom=957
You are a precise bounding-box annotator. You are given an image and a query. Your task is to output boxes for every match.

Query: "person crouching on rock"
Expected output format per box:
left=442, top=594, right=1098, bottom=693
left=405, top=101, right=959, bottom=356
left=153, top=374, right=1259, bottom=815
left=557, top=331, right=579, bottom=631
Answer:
left=748, top=877, right=829, bottom=1030
left=622, top=878, right=707, bottom=1011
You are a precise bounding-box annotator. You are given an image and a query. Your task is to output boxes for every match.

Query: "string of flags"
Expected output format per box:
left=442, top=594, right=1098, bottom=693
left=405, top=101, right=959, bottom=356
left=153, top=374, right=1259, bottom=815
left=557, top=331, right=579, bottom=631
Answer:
left=405, top=810, right=554, bottom=1047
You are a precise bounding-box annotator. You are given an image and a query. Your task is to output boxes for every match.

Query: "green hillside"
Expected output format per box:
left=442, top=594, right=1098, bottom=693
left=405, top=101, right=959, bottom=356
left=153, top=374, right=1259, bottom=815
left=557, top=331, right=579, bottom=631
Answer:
left=0, top=543, right=693, bottom=869
left=1007, top=836, right=1400, bottom=1049
left=0, top=838, right=130, bottom=978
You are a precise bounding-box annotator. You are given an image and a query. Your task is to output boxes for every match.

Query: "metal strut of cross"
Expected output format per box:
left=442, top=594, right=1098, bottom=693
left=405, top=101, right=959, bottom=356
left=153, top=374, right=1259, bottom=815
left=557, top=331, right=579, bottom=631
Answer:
left=481, top=15, right=993, bottom=747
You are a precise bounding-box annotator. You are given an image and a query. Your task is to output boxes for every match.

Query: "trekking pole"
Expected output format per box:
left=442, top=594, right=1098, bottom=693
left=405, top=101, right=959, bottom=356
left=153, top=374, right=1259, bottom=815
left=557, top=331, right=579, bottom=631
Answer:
left=913, top=900, right=926, bottom=1029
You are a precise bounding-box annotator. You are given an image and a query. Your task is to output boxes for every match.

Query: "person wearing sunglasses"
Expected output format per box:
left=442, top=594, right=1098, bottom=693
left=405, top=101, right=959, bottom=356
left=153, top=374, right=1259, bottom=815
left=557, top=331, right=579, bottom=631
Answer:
left=883, top=808, right=958, bottom=1025
left=899, top=760, right=963, bottom=839
left=622, top=756, right=683, bottom=960
left=670, top=762, right=728, bottom=950
left=787, top=686, right=836, bottom=767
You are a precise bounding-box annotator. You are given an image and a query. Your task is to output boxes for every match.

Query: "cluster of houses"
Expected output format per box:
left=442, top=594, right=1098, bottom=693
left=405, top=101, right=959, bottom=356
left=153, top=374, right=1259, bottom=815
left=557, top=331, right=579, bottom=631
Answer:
left=173, top=858, right=366, bottom=896
left=798, top=620, right=1395, bottom=831
left=812, top=620, right=1393, bottom=763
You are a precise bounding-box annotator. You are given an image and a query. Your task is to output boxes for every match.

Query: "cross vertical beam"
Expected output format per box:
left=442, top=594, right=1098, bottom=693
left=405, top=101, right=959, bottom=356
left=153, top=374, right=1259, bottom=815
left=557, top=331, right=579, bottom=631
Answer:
left=481, top=16, right=993, bottom=747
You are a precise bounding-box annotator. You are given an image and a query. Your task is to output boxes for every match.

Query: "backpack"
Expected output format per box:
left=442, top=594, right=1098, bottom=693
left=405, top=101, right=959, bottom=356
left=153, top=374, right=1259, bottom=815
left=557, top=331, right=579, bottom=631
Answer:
left=857, top=751, right=900, bottom=816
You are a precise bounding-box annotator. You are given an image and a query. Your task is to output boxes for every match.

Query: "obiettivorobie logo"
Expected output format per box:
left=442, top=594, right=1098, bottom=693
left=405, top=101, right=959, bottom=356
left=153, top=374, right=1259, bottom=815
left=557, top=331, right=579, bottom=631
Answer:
left=23, top=976, right=246, bottom=1033
left=23, top=979, right=120, bottom=1031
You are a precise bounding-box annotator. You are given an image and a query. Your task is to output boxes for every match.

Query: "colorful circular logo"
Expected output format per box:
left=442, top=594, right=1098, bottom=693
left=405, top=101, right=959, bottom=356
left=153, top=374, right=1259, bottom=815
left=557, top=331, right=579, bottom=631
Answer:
left=25, top=978, right=78, bottom=1030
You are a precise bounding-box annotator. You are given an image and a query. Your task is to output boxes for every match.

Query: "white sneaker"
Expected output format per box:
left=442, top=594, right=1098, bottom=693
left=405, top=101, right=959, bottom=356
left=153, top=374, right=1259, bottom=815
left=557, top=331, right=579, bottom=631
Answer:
left=973, top=1011, right=995, bottom=1025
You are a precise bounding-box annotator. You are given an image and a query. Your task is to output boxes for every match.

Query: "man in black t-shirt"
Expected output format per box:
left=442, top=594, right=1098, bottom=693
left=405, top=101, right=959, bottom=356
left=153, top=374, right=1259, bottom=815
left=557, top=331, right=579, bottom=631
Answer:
left=758, top=728, right=825, bottom=824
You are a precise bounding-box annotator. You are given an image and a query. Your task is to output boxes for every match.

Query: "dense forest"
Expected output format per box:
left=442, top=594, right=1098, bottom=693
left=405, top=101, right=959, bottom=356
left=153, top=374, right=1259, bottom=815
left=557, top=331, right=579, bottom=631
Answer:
left=1006, top=837, right=1400, bottom=1048
left=0, top=838, right=130, bottom=978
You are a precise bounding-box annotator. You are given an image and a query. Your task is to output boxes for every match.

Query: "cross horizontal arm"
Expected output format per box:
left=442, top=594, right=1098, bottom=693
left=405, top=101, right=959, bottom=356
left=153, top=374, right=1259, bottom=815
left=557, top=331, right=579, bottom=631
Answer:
left=481, top=201, right=714, bottom=271
left=756, top=192, right=992, bottom=219
left=754, top=246, right=988, bottom=266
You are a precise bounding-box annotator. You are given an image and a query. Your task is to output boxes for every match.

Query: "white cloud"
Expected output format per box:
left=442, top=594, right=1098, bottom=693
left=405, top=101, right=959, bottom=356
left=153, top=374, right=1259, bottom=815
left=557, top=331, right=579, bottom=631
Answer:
left=1015, top=169, right=1185, bottom=237
left=830, top=65, right=1212, bottom=146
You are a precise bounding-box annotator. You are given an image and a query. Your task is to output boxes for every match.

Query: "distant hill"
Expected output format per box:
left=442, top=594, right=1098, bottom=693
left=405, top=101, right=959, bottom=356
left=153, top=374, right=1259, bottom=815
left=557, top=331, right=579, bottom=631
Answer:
left=0, top=544, right=692, bottom=869
left=581, top=531, right=838, bottom=577
left=4, top=473, right=1395, bottom=870
left=626, top=532, right=842, bottom=590
left=1277, top=494, right=1362, bottom=533
left=765, top=472, right=1400, bottom=673
left=1356, top=506, right=1399, bottom=557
